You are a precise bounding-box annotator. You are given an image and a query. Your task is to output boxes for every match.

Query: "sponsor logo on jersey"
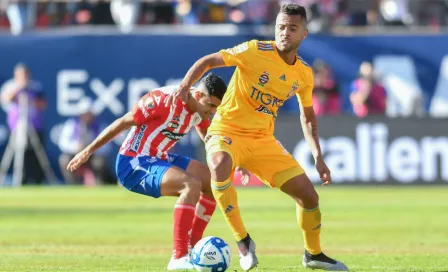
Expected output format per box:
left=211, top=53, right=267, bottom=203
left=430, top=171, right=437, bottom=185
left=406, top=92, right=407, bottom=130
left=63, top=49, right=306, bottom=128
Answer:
left=146, top=96, right=155, bottom=109
left=251, top=86, right=285, bottom=108
left=130, top=125, right=147, bottom=152
left=255, top=105, right=277, bottom=118
left=279, top=74, right=286, bottom=81
left=192, top=114, right=201, bottom=125
left=167, top=121, right=179, bottom=129
left=161, top=129, right=185, bottom=141
left=173, top=116, right=180, bottom=122
left=226, top=43, right=249, bottom=56
left=258, top=71, right=270, bottom=87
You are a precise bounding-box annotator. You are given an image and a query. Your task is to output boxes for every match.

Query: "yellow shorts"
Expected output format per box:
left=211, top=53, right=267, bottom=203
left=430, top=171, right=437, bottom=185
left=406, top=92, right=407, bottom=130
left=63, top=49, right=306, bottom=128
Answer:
left=205, top=132, right=305, bottom=188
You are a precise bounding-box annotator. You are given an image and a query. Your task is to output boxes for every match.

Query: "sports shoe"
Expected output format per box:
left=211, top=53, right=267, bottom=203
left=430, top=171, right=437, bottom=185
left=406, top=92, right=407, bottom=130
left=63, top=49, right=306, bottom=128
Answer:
left=237, top=234, right=259, bottom=271
left=302, top=250, right=349, bottom=271
left=167, top=254, right=194, bottom=270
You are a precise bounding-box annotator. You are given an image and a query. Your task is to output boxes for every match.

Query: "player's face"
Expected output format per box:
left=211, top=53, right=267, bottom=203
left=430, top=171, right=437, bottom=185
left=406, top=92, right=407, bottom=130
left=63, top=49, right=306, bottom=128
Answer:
left=275, top=13, right=308, bottom=53
left=194, top=91, right=220, bottom=118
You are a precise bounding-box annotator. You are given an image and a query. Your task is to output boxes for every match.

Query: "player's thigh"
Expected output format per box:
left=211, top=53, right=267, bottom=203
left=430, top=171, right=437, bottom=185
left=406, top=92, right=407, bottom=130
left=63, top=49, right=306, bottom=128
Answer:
left=116, top=155, right=198, bottom=198
left=184, top=158, right=212, bottom=192
left=160, top=165, right=200, bottom=198
left=246, top=137, right=305, bottom=188
left=205, top=134, right=247, bottom=181
left=168, top=153, right=212, bottom=194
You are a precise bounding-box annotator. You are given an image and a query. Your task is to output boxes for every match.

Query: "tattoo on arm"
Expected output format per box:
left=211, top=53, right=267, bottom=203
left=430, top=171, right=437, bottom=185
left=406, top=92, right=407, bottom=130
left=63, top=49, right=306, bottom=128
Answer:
left=311, top=123, right=317, bottom=138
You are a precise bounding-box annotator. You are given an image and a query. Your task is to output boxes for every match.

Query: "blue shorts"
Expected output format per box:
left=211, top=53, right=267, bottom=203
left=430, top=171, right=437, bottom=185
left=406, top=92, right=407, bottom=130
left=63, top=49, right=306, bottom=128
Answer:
left=115, top=154, right=191, bottom=198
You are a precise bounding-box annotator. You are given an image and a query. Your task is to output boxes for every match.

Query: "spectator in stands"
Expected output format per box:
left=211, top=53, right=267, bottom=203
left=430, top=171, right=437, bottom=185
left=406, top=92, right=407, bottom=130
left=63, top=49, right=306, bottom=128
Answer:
left=58, top=107, right=115, bottom=186
left=312, top=59, right=341, bottom=116
left=379, top=0, right=411, bottom=26
left=0, top=63, right=47, bottom=185
left=5, top=0, right=36, bottom=35
left=110, top=0, right=140, bottom=32
left=350, top=61, right=386, bottom=117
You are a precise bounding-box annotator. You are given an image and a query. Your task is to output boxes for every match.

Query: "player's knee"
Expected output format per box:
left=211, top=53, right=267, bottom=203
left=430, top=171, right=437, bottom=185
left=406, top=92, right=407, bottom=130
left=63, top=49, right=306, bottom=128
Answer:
left=207, top=152, right=233, bottom=181
left=303, top=189, right=319, bottom=208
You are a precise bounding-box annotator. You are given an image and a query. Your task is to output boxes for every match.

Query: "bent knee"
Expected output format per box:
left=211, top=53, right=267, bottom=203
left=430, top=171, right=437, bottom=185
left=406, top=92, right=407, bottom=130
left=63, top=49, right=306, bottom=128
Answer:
left=207, top=152, right=233, bottom=181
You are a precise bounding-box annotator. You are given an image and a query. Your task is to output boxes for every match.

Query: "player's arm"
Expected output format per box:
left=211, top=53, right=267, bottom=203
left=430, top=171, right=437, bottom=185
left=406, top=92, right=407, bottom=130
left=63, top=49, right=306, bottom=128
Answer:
left=297, top=67, right=332, bottom=185
left=299, top=105, right=331, bottom=186
left=166, top=53, right=226, bottom=106
left=195, top=126, right=208, bottom=142
left=67, top=112, right=136, bottom=171
left=195, top=117, right=211, bottom=142
left=300, top=105, right=322, bottom=160
left=167, top=40, right=256, bottom=106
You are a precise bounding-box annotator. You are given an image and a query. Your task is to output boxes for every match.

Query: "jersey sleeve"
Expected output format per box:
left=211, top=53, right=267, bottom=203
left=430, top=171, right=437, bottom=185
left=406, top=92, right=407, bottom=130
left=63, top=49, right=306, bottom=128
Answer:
left=219, top=40, right=257, bottom=67
left=132, top=91, right=163, bottom=126
left=196, top=118, right=210, bottom=130
left=296, top=66, right=314, bottom=108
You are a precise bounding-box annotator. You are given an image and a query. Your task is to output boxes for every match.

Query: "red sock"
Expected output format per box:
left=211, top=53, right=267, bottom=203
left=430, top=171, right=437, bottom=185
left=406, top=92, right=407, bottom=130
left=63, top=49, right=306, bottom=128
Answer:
left=190, top=193, right=217, bottom=247
left=173, top=203, right=195, bottom=259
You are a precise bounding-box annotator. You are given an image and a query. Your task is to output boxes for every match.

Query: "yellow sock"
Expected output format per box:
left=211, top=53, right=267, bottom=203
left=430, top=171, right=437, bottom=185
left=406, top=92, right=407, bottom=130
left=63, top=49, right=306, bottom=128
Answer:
left=211, top=178, right=248, bottom=241
left=297, top=205, right=322, bottom=255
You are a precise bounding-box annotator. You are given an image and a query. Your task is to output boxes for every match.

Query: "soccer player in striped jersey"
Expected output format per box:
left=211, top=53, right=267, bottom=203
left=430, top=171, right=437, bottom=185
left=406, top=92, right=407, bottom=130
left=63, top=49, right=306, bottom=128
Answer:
left=67, top=73, right=246, bottom=270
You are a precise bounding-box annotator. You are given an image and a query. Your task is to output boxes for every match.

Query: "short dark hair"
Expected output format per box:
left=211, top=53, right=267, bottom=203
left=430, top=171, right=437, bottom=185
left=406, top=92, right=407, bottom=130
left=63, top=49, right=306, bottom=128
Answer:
left=280, top=4, right=307, bottom=21
left=200, top=73, right=227, bottom=100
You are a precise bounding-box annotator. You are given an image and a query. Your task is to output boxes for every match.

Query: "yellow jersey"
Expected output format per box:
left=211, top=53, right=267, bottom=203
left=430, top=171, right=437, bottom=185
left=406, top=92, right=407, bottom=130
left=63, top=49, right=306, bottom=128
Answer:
left=209, top=39, right=314, bottom=137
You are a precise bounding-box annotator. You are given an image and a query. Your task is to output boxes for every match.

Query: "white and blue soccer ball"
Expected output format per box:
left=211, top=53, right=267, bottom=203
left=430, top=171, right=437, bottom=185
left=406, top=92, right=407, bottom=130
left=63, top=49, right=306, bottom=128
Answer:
left=191, top=236, right=231, bottom=272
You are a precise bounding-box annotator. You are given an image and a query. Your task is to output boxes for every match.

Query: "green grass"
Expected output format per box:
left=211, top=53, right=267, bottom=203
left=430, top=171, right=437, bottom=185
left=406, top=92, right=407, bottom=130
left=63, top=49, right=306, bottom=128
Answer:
left=0, top=186, right=447, bottom=272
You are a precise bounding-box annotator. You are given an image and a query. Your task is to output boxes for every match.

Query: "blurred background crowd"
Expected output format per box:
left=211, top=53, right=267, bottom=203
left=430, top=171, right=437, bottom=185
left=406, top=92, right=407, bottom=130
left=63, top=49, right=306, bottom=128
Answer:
left=1, top=0, right=447, bottom=34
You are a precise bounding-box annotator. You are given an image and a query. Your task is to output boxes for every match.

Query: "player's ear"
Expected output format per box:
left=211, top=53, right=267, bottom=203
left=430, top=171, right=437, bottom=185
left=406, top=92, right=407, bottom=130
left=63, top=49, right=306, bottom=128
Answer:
left=303, top=28, right=308, bottom=40
left=195, top=91, right=207, bottom=100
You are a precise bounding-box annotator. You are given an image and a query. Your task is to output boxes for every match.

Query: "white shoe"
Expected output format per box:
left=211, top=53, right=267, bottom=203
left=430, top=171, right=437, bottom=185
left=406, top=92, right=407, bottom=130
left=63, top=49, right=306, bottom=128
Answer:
left=237, top=234, right=259, bottom=271
left=167, top=255, right=194, bottom=270
left=302, top=251, right=349, bottom=271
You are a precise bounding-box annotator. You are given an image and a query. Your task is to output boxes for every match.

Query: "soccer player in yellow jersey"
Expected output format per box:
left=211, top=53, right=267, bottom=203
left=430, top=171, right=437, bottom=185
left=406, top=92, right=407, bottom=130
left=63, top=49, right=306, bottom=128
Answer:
left=166, top=4, right=348, bottom=271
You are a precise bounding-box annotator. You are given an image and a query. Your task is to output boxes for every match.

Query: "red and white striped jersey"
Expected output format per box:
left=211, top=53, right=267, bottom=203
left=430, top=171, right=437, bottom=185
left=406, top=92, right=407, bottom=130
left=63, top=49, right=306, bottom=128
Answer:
left=119, top=86, right=210, bottom=160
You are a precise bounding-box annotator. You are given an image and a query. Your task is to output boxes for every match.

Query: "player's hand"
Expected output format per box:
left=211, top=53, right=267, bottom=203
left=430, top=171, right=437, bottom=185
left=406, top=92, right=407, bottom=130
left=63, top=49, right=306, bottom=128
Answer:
left=164, top=85, right=189, bottom=107
left=236, top=166, right=250, bottom=186
left=315, top=157, right=331, bottom=186
left=67, top=149, right=92, bottom=172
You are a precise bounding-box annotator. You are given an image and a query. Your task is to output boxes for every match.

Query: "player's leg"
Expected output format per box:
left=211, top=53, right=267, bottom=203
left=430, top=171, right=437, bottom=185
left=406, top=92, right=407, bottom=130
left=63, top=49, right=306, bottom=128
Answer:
left=205, top=134, right=257, bottom=271
left=158, top=166, right=201, bottom=271
left=183, top=158, right=217, bottom=248
left=280, top=174, right=348, bottom=271
left=166, top=153, right=218, bottom=248
left=248, top=137, right=347, bottom=271
left=115, top=154, right=199, bottom=270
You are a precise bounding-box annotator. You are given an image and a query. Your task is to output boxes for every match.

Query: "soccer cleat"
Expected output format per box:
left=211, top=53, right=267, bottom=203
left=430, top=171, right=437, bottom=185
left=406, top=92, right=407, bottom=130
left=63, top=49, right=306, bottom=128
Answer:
left=237, top=234, right=259, bottom=271
left=302, top=250, right=349, bottom=271
left=167, top=254, right=194, bottom=270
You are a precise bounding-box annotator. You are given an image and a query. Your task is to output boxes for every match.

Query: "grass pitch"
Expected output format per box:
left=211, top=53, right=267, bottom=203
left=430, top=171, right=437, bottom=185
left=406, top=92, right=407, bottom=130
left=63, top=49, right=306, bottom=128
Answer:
left=0, top=186, right=447, bottom=272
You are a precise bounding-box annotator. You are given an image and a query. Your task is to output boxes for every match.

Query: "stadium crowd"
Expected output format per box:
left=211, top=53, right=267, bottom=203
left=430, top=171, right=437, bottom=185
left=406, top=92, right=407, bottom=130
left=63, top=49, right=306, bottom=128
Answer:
left=0, top=0, right=447, bottom=35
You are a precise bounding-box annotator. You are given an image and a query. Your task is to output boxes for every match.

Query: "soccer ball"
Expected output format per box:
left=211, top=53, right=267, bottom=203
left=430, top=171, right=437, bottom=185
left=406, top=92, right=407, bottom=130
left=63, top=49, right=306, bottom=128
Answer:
left=191, top=236, right=231, bottom=272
